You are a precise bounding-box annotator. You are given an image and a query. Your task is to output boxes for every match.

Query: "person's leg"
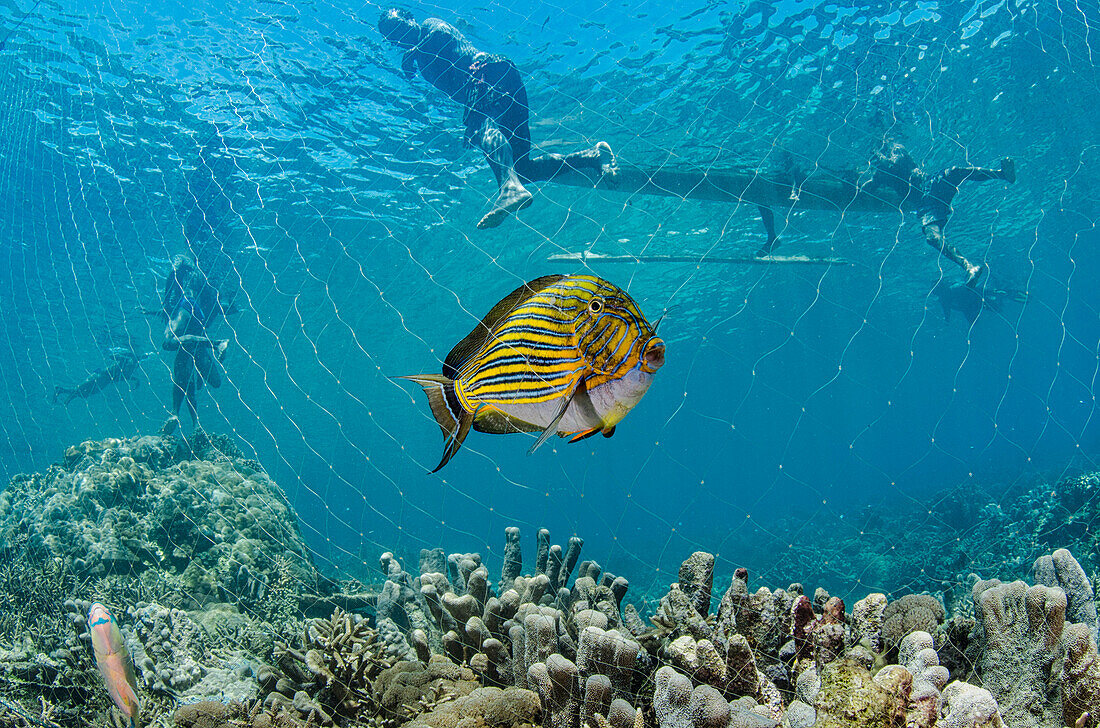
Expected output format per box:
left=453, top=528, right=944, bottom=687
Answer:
left=473, top=119, right=534, bottom=229
left=461, top=60, right=534, bottom=230
left=171, top=352, right=188, bottom=416
left=185, top=380, right=199, bottom=428
left=941, top=158, right=1015, bottom=187
left=755, top=205, right=779, bottom=257
left=922, top=221, right=984, bottom=286
left=517, top=143, right=618, bottom=183
left=490, top=59, right=614, bottom=185
left=194, top=343, right=223, bottom=389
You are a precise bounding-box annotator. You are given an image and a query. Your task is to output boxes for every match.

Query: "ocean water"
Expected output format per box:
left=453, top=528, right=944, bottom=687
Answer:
left=0, top=0, right=1098, bottom=609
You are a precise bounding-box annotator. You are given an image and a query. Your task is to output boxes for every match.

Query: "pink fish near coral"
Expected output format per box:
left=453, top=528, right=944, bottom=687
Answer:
left=88, top=602, right=141, bottom=728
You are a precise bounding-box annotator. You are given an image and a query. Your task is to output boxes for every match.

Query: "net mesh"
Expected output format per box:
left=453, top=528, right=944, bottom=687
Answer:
left=0, top=0, right=1098, bottom=722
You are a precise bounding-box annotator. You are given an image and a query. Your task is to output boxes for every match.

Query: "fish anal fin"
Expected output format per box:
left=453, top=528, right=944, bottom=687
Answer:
left=443, top=274, right=567, bottom=379
left=529, top=378, right=587, bottom=455
left=474, top=407, right=542, bottom=434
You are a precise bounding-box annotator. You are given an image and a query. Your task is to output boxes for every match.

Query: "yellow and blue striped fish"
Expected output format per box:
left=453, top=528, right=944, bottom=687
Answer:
left=402, top=274, right=665, bottom=472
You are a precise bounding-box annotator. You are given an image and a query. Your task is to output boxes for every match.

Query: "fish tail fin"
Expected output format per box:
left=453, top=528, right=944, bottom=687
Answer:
left=399, top=374, right=473, bottom=472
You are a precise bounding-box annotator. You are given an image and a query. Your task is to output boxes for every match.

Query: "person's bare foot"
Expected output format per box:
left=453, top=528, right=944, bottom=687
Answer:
left=1000, top=157, right=1016, bottom=184
left=477, top=183, right=533, bottom=229
left=596, top=141, right=619, bottom=179
left=965, top=263, right=986, bottom=287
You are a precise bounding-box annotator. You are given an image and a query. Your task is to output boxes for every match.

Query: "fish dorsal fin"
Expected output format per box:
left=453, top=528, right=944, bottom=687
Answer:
left=443, top=274, right=567, bottom=379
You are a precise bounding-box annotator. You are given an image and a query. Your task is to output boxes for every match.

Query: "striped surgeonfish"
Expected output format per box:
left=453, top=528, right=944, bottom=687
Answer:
left=88, top=602, right=141, bottom=728
left=401, top=274, right=665, bottom=471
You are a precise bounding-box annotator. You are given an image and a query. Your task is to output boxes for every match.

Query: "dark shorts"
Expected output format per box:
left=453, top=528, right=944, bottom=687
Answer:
left=463, top=54, right=532, bottom=159
left=918, top=172, right=955, bottom=227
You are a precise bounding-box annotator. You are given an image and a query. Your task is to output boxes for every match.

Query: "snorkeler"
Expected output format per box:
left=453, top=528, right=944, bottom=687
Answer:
left=53, top=349, right=154, bottom=405
left=864, top=141, right=1015, bottom=286
left=932, top=279, right=1027, bottom=326
left=158, top=254, right=231, bottom=434
left=378, top=8, right=618, bottom=229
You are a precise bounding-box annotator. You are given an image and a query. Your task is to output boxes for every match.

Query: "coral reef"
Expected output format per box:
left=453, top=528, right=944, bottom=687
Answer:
left=0, top=434, right=323, bottom=726
left=0, top=434, right=319, bottom=611
left=406, top=687, right=541, bottom=728
left=261, top=608, right=393, bottom=724
left=6, top=433, right=1100, bottom=728
left=971, top=579, right=1066, bottom=727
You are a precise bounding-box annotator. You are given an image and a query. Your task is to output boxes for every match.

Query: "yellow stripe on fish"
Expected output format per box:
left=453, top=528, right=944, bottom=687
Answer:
left=400, top=274, right=665, bottom=471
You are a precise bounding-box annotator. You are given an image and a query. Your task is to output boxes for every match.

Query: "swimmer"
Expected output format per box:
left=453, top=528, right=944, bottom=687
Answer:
left=158, top=255, right=231, bottom=434
left=932, top=279, right=1026, bottom=325
left=53, top=349, right=153, bottom=405
left=755, top=151, right=809, bottom=257
left=866, top=141, right=1015, bottom=286
left=378, top=8, right=618, bottom=229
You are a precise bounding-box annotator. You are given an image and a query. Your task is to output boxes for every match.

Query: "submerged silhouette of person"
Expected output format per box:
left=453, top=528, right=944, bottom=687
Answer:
left=158, top=254, right=231, bottom=434
left=932, top=279, right=1026, bottom=325
left=865, top=141, right=1015, bottom=286
left=54, top=349, right=153, bottom=405
left=378, top=8, right=618, bottom=229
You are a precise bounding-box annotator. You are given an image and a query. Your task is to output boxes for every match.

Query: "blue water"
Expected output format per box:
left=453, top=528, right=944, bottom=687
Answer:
left=0, top=0, right=1098, bottom=602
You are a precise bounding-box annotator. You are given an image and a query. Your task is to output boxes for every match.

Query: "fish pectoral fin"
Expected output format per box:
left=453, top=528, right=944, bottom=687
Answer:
left=602, top=425, right=616, bottom=438
left=528, top=379, right=587, bottom=456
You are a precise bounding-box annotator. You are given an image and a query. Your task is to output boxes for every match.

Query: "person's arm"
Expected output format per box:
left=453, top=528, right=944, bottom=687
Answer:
left=402, top=50, right=418, bottom=79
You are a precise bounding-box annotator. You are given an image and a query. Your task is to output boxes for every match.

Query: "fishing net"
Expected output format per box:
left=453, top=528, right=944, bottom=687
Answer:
left=0, top=0, right=1098, bottom=721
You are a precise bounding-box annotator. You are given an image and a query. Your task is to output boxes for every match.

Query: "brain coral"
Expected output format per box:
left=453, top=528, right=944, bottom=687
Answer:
left=881, top=595, right=945, bottom=654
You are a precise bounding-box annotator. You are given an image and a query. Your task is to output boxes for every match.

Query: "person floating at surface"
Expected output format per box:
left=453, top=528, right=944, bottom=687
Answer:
left=158, top=254, right=231, bottom=434
left=53, top=348, right=154, bottom=405
left=932, top=279, right=1027, bottom=326
left=865, top=141, right=1015, bottom=286
left=378, top=8, right=618, bottom=229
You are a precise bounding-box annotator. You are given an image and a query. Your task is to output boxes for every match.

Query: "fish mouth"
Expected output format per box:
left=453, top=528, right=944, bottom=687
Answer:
left=641, top=337, right=665, bottom=372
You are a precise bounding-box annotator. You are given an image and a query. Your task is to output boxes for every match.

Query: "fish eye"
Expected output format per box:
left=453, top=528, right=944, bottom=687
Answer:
left=588, top=299, right=603, bottom=313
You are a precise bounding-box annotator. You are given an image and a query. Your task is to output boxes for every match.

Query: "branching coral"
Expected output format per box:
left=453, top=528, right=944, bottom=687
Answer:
left=268, top=608, right=393, bottom=724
